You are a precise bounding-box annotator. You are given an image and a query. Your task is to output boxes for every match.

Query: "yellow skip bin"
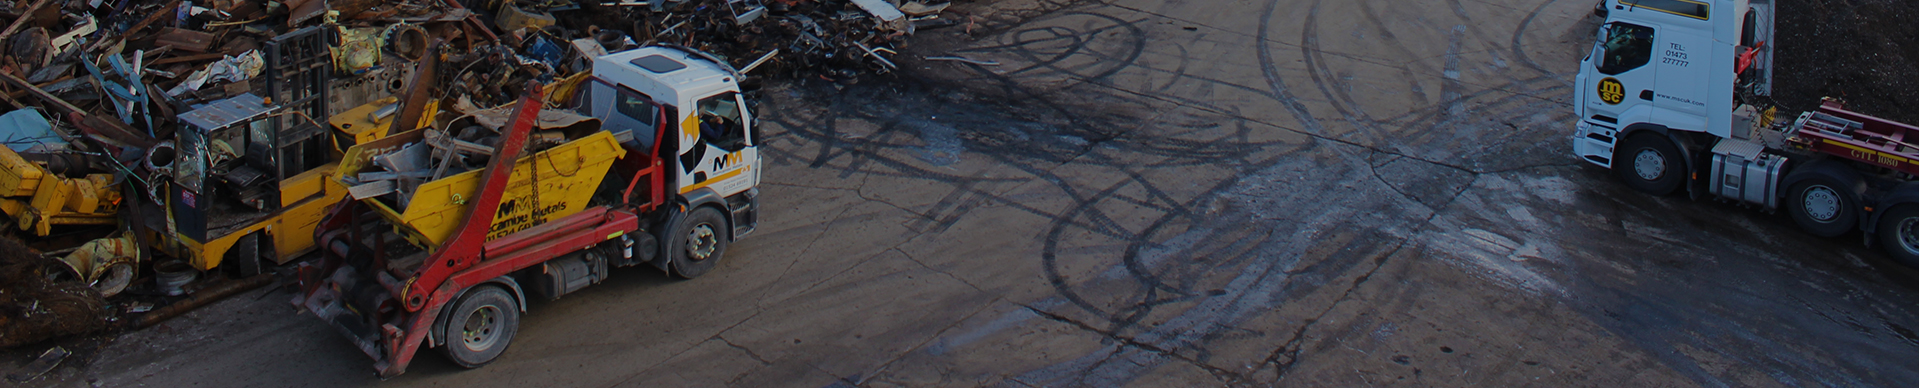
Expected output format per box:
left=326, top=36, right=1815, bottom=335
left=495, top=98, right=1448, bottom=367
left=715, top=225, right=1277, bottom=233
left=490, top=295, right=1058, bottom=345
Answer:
left=339, top=129, right=627, bottom=250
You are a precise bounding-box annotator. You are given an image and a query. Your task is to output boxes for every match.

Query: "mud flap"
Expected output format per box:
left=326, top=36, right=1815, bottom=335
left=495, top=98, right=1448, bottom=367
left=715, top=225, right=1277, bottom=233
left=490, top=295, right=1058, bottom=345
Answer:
left=647, top=207, right=682, bottom=272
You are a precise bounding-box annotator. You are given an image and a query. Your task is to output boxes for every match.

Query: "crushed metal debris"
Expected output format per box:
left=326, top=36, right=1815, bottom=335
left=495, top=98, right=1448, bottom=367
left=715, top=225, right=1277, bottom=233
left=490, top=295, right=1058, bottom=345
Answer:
left=0, top=0, right=954, bottom=349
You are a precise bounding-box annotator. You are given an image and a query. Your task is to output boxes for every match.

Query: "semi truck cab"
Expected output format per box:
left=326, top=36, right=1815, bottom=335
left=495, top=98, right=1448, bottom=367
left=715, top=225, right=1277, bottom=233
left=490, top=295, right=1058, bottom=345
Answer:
left=1573, top=0, right=1771, bottom=183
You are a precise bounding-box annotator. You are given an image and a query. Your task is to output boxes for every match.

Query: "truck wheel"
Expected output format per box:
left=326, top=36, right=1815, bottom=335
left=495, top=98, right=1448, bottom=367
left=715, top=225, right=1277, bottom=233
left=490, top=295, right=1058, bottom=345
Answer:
left=1786, top=178, right=1857, bottom=237
left=439, top=286, right=520, bottom=368
left=1615, top=133, right=1684, bottom=196
left=1877, top=206, right=1919, bottom=267
left=226, top=233, right=264, bottom=278
left=670, top=207, right=728, bottom=279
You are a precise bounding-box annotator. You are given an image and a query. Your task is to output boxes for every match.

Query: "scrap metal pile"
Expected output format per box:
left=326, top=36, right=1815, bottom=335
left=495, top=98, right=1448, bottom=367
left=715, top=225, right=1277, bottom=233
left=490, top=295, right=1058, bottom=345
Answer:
left=0, top=0, right=952, bottom=352
left=534, top=0, right=960, bottom=80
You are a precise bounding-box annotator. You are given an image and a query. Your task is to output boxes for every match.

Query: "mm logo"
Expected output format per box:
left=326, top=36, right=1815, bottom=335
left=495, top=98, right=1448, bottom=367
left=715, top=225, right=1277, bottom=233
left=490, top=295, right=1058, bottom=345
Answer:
left=1598, top=77, right=1626, bottom=105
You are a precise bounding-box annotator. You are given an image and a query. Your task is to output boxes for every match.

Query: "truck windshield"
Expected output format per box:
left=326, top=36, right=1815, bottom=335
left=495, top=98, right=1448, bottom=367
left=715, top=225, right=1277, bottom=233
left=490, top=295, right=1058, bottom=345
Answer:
left=1597, top=22, right=1654, bottom=75
left=583, top=80, right=659, bottom=151
left=1620, top=0, right=1708, bottom=20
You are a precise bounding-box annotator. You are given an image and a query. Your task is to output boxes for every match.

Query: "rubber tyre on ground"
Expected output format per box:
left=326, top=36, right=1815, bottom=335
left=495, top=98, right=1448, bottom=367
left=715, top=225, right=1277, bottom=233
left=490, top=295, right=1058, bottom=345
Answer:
left=225, top=233, right=264, bottom=278
left=669, top=207, right=729, bottom=279
left=1615, top=133, right=1685, bottom=196
left=1786, top=177, right=1858, bottom=238
left=439, top=285, right=520, bottom=368
left=1876, top=206, right=1919, bottom=268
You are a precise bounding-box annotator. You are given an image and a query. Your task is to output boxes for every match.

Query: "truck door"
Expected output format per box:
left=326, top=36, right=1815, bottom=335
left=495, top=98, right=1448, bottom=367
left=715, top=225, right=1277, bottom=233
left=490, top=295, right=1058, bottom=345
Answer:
left=1584, top=21, right=1658, bottom=124
left=678, top=91, right=756, bottom=196
left=1650, top=28, right=1712, bottom=130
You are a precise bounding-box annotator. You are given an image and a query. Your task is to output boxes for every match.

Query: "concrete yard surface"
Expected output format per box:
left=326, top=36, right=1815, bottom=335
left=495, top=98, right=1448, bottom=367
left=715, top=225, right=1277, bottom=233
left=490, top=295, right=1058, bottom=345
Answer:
left=9, top=0, right=1919, bottom=386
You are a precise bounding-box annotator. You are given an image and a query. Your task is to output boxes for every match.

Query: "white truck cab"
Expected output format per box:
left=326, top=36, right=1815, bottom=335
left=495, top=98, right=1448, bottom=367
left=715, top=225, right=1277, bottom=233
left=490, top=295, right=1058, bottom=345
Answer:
left=586, top=46, right=761, bottom=237
left=1572, top=0, right=1772, bottom=193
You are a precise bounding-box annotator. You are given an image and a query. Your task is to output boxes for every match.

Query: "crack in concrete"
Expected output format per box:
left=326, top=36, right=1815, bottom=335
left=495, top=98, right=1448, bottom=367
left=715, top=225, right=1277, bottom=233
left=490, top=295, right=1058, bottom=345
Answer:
left=1363, top=151, right=1426, bottom=206
left=1017, top=303, right=1250, bottom=384
left=1260, top=239, right=1407, bottom=383
left=717, top=335, right=773, bottom=366
left=894, top=248, right=990, bottom=294
left=1246, top=164, right=1481, bottom=384
left=755, top=175, right=872, bottom=307
left=609, top=307, right=769, bottom=387
left=1475, top=161, right=1586, bottom=174
left=847, top=297, right=1002, bottom=386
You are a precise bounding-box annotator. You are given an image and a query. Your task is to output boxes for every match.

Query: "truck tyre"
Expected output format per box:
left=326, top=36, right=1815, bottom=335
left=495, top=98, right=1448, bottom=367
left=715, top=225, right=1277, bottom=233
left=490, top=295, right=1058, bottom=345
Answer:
left=669, top=207, right=728, bottom=279
left=226, top=233, right=264, bottom=278
left=1615, top=133, right=1684, bottom=196
left=1876, top=206, right=1919, bottom=267
left=1786, top=177, right=1858, bottom=237
left=439, top=285, right=520, bottom=368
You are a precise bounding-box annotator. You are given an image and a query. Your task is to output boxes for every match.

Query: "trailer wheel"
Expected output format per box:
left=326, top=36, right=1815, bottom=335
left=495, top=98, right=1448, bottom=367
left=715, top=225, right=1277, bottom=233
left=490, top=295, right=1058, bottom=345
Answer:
left=1615, top=133, right=1684, bottom=196
left=439, top=285, right=520, bottom=368
left=1876, top=206, right=1919, bottom=267
left=670, top=207, right=728, bottom=279
left=1786, top=178, right=1857, bottom=237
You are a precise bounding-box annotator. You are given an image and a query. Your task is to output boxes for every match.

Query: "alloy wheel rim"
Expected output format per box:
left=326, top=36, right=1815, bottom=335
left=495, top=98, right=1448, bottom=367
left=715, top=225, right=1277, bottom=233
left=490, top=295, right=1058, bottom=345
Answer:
left=1803, top=185, right=1841, bottom=222
left=1900, top=218, right=1919, bottom=255
left=1633, top=148, right=1666, bottom=181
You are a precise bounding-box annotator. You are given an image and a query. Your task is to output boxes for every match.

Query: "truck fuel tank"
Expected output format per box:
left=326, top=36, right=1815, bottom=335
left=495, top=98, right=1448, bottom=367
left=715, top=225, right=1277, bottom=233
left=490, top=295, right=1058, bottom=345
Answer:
left=1709, top=139, right=1788, bottom=210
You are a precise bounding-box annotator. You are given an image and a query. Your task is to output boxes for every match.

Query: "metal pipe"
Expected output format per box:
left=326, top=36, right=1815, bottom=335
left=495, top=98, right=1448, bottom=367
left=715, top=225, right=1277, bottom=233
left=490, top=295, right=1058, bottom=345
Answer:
left=133, top=274, right=274, bottom=329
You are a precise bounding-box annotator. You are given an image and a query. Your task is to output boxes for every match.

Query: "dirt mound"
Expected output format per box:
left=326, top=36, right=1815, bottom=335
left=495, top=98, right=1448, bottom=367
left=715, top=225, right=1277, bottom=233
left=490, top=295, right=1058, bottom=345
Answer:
left=0, top=237, right=110, bottom=349
left=1774, top=0, right=1919, bottom=124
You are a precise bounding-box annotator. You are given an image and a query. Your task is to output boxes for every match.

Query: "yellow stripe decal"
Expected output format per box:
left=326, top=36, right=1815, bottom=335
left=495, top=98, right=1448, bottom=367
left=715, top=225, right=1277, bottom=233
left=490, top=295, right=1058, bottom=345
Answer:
left=1826, top=139, right=1912, bottom=164
left=680, top=168, right=745, bottom=194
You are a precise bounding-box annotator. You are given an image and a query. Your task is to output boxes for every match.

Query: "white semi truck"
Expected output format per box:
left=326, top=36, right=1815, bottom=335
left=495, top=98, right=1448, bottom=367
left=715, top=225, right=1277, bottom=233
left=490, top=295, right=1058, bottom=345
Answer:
left=1572, top=0, right=1919, bottom=265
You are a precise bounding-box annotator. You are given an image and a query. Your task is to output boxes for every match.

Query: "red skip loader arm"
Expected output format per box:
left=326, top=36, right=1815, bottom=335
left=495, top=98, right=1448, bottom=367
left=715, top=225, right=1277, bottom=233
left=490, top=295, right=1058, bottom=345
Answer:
left=401, top=84, right=545, bottom=312
left=375, top=83, right=649, bottom=377
left=371, top=85, right=545, bottom=377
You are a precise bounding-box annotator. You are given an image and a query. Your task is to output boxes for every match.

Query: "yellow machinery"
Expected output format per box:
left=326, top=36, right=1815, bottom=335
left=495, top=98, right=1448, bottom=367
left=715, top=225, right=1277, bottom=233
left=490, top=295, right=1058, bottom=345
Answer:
left=329, top=96, right=438, bottom=154
left=0, top=145, right=121, bottom=236
left=139, top=95, right=420, bottom=275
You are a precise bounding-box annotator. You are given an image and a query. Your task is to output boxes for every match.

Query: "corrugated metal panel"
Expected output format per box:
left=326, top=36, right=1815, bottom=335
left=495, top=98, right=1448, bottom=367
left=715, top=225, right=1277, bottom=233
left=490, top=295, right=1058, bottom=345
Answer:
left=179, top=93, right=271, bottom=131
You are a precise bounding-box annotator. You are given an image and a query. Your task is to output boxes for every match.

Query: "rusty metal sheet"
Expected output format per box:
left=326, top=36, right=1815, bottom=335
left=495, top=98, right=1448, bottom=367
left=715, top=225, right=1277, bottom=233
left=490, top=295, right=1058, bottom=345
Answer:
left=154, top=28, right=215, bottom=53
left=287, top=0, right=327, bottom=27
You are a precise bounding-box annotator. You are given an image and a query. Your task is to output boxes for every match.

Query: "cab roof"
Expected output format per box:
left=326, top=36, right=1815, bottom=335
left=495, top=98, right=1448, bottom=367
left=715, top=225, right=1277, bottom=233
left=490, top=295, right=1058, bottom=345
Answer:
left=595, top=46, right=739, bottom=108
